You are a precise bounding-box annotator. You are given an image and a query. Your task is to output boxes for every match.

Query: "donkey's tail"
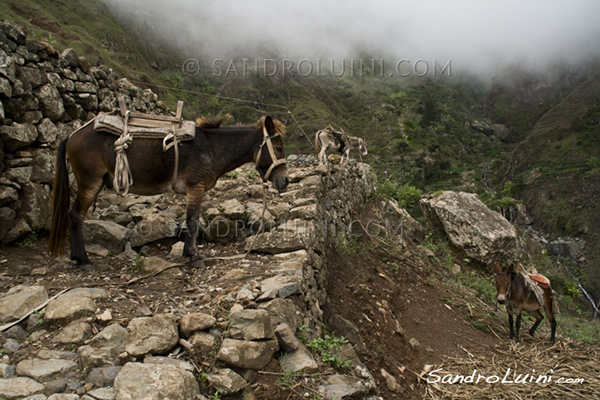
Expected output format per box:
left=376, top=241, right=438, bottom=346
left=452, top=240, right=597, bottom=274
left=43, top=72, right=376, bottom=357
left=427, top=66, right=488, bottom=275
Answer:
left=48, top=138, right=70, bottom=256
left=314, top=131, right=321, bottom=155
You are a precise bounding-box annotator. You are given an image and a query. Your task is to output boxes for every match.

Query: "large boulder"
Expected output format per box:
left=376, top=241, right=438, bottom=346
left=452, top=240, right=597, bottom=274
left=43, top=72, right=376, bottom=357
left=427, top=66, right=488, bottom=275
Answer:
left=420, top=191, right=519, bottom=265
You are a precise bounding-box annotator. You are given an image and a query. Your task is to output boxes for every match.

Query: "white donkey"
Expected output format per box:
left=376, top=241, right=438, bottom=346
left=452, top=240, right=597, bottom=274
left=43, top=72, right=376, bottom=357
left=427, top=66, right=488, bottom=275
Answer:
left=314, top=126, right=368, bottom=164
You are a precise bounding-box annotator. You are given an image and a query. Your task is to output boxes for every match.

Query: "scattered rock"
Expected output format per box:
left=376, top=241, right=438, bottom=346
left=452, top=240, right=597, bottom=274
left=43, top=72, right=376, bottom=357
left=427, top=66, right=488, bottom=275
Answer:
left=15, top=358, right=78, bottom=382
left=45, top=295, right=96, bottom=321
left=409, top=338, right=421, bottom=351
left=319, top=374, right=370, bottom=400
left=0, top=285, right=48, bottom=323
left=229, top=309, right=274, bottom=340
left=77, top=345, right=120, bottom=368
left=129, top=212, right=179, bottom=247
left=217, top=339, right=278, bottom=370
left=0, top=377, right=45, bottom=399
left=114, top=362, right=199, bottom=400
left=83, top=220, right=131, bottom=254
left=126, top=314, right=179, bottom=357
left=137, top=256, right=181, bottom=276
left=52, top=322, right=93, bottom=344
left=380, top=368, right=397, bottom=392
left=206, top=368, right=246, bottom=396
left=86, top=366, right=121, bottom=388
left=258, top=275, right=301, bottom=300
left=143, top=355, right=194, bottom=373
left=274, top=323, right=303, bottom=353
left=189, top=332, right=216, bottom=352
left=179, top=313, right=216, bottom=337
left=88, top=323, right=128, bottom=353
left=279, top=348, right=318, bottom=373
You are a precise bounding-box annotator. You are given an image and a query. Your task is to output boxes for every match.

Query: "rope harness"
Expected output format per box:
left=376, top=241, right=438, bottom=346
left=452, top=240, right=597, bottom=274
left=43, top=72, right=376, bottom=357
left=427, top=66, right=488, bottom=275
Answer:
left=254, top=126, right=287, bottom=182
left=113, top=110, right=134, bottom=195
left=111, top=99, right=186, bottom=195
left=205, top=127, right=286, bottom=261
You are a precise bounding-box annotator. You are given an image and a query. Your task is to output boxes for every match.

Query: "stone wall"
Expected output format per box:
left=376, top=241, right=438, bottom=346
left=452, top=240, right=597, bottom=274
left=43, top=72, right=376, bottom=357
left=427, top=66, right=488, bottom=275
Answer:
left=245, top=163, right=374, bottom=331
left=0, top=20, right=171, bottom=242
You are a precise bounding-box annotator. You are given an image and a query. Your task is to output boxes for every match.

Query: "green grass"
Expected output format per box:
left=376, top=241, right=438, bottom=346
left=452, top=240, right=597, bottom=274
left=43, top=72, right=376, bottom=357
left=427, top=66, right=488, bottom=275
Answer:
left=306, top=330, right=353, bottom=369
left=559, top=315, right=600, bottom=346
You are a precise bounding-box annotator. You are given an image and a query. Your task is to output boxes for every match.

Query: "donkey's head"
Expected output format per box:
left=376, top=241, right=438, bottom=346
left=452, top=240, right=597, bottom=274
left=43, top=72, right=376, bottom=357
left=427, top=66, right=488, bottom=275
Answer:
left=493, top=263, right=515, bottom=304
left=254, top=116, right=289, bottom=191
left=358, top=138, right=368, bottom=156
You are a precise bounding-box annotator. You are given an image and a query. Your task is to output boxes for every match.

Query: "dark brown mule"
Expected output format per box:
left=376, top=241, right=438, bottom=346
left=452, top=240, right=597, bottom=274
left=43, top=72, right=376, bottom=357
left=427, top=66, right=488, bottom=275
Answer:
left=494, top=263, right=557, bottom=343
left=49, top=115, right=289, bottom=265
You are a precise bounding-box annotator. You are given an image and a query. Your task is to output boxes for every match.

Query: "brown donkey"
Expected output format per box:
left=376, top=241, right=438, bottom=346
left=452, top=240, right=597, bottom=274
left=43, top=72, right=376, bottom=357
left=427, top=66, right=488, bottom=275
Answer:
left=49, top=115, right=289, bottom=265
left=494, top=263, right=557, bottom=342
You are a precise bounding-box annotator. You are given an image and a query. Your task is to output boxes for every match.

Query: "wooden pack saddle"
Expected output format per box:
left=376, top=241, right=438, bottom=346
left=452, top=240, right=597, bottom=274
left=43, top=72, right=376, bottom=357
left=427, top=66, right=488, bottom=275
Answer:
left=93, top=96, right=195, bottom=195
left=94, top=96, right=195, bottom=141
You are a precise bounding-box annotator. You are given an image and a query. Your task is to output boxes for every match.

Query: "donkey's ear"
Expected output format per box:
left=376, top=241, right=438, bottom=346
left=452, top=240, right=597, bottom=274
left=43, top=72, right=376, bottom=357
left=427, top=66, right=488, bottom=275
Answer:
left=507, top=263, right=516, bottom=274
left=264, top=115, right=275, bottom=134
left=493, top=263, right=502, bottom=274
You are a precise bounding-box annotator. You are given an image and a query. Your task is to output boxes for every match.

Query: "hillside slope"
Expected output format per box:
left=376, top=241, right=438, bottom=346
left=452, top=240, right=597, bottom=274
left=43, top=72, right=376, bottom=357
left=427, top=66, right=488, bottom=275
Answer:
left=2, top=0, right=598, bottom=341
left=492, top=66, right=600, bottom=300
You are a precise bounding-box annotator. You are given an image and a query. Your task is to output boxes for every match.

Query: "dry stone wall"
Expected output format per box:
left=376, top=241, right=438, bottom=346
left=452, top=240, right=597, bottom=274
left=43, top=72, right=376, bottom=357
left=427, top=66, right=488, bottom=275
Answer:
left=0, top=20, right=171, bottom=243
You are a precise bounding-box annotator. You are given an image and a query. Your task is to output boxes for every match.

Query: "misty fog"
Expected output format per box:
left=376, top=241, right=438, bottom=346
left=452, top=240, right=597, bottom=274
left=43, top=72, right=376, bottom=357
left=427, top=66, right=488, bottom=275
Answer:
left=101, top=0, right=600, bottom=77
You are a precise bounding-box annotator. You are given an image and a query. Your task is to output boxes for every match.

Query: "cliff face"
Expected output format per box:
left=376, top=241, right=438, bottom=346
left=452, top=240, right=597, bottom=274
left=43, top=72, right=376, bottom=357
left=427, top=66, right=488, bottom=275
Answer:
left=0, top=20, right=171, bottom=242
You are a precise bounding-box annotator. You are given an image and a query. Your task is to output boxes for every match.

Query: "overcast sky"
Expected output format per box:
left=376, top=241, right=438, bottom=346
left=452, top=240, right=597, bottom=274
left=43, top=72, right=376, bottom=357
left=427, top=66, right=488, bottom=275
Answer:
left=102, top=0, right=600, bottom=77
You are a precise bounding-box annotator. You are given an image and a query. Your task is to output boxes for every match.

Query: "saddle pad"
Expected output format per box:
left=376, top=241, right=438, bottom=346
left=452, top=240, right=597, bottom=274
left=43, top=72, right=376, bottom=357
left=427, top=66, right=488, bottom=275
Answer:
left=330, top=130, right=346, bottom=153
left=529, top=274, right=551, bottom=289
left=94, top=114, right=196, bottom=140
left=522, top=272, right=547, bottom=307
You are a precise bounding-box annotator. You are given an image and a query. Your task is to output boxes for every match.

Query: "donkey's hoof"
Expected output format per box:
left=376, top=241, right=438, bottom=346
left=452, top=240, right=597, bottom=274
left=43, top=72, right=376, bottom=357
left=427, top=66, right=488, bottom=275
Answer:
left=189, top=258, right=205, bottom=269
left=71, top=255, right=93, bottom=266
left=80, top=263, right=95, bottom=272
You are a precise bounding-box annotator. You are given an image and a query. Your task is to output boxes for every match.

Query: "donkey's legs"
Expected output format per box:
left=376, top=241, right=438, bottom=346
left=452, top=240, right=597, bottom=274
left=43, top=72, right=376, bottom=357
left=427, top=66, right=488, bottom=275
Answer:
left=515, top=306, right=524, bottom=343
left=183, top=185, right=204, bottom=261
left=342, top=149, right=350, bottom=164
left=318, top=146, right=328, bottom=165
left=507, top=307, right=515, bottom=340
left=68, top=179, right=103, bottom=265
left=548, top=312, right=557, bottom=342
left=543, top=289, right=557, bottom=342
left=528, top=310, right=544, bottom=337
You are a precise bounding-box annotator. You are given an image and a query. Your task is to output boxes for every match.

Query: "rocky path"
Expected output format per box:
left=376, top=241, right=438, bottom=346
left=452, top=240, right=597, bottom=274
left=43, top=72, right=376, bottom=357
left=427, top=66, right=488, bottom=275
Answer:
left=1, top=161, right=385, bottom=400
